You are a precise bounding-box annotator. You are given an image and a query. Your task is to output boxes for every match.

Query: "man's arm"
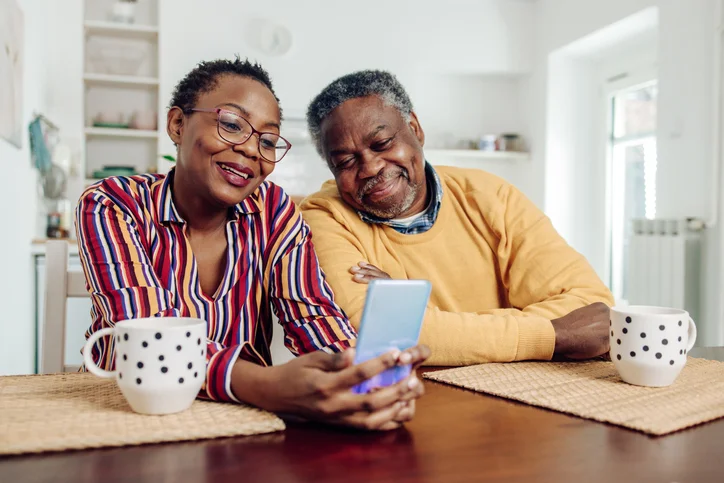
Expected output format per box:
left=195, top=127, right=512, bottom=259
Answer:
left=300, top=200, right=555, bottom=366
left=302, top=186, right=613, bottom=366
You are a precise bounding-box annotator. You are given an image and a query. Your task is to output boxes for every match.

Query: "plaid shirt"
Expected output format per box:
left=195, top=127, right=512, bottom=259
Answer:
left=358, top=162, right=443, bottom=234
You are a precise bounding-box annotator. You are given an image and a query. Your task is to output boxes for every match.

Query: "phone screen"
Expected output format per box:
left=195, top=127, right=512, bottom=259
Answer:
left=352, top=279, right=432, bottom=394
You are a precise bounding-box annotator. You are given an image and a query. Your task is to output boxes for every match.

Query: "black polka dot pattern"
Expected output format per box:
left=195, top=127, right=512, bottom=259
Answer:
left=612, top=315, right=689, bottom=364
left=117, top=330, right=206, bottom=385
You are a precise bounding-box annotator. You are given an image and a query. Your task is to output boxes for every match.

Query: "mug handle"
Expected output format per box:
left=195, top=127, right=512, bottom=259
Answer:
left=83, top=327, right=116, bottom=378
left=686, top=317, right=698, bottom=353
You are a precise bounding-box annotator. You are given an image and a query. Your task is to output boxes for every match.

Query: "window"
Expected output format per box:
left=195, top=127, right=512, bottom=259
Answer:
left=608, top=82, right=658, bottom=303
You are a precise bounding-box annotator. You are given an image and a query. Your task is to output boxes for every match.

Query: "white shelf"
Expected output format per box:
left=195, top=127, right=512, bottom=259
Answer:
left=84, top=21, right=158, bottom=40
left=83, top=73, right=159, bottom=87
left=84, top=127, right=159, bottom=139
left=426, top=149, right=530, bottom=161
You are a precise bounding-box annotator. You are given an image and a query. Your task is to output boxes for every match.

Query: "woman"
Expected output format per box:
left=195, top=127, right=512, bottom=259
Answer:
left=76, top=58, right=428, bottom=430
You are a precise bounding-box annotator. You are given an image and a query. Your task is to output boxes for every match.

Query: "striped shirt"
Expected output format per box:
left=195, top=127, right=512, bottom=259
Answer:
left=75, top=171, right=356, bottom=402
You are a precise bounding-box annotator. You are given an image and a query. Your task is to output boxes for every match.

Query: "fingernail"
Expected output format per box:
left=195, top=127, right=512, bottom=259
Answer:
left=399, top=352, right=412, bottom=364
left=408, top=377, right=419, bottom=389
left=358, top=261, right=369, bottom=267
left=390, top=349, right=401, bottom=360
left=350, top=266, right=360, bottom=272
left=354, top=273, right=364, bottom=279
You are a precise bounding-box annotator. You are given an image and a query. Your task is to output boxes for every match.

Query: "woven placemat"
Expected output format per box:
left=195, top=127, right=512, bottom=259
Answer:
left=0, top=373, right=285, bottom=455
left=424, top=357, right=724, bottom=436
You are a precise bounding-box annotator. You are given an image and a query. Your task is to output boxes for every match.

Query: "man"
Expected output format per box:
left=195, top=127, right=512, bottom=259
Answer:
left=300, top=70, right=613, bottom=366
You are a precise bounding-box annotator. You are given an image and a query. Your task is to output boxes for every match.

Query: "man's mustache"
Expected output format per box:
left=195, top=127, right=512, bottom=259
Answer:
left=358, top=168, right=409, bottom=198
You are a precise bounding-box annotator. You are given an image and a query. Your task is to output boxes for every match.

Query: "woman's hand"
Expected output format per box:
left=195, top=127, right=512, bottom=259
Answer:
left=232, top=346, right=430, bottom=431
left=350, top=261, right=391, bottom=284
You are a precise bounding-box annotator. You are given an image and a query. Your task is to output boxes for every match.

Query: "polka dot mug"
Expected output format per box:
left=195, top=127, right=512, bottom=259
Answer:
left=83, top=317, right=207, bottom=415
left=610, top=306, right=697, bottom=387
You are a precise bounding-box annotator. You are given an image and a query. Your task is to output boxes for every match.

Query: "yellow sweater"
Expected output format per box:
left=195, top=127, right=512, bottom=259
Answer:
left=301, top=166, right=614, bottom=366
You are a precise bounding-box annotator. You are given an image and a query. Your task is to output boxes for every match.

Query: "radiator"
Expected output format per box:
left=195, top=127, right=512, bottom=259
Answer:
left=627, top=218, right=702, bottom=319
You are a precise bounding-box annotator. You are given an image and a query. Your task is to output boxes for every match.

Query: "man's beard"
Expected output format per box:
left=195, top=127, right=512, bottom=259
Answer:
left=356, top=167, right=422, bottom=219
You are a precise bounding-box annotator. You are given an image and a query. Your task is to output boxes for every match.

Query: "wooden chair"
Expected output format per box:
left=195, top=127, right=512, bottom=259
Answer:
left=41, top=240, right=88, bottom=373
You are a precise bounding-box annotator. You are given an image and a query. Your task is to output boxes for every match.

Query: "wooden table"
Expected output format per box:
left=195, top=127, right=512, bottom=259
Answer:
left=2, top=348, right=723, bottom=483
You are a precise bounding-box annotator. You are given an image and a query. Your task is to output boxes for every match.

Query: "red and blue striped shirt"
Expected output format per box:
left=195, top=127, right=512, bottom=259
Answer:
left=75, top=171, right=356, bottom=402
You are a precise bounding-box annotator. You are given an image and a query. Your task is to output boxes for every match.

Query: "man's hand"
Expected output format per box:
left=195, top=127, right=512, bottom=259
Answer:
left=350, top=261, right=391, bottom=283
left=551, top=302, right=611, bottom=360
left=233, top=345, right=430, bottom=431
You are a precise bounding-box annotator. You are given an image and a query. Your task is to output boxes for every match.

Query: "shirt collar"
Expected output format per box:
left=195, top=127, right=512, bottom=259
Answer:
left=158, top=169, right=263, bottom=225
left=357, top=161, right=443, bottom=230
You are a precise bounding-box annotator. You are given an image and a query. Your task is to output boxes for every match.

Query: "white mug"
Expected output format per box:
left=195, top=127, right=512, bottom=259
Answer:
left=83, top=317, right=207, bottom=415
left=610, top=306, right=697, bottom=387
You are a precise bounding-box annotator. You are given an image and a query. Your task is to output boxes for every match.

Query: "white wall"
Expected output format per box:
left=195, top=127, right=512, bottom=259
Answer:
left=0, top=0, right=46, bottom=375
left=0, top=0, right=83, bottom=375
left=158, top=0, right=539, bottom=198
left=532, top=0, right=722, bottom=344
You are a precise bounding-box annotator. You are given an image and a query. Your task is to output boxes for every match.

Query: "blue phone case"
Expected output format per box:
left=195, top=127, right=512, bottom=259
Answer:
left=352, top=279, right=432, bottom=394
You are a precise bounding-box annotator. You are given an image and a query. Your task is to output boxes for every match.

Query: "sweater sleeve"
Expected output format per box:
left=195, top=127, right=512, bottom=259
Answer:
left=301, top=198, right=561, bottom=366
left=485, top=182, right=615, bottom=323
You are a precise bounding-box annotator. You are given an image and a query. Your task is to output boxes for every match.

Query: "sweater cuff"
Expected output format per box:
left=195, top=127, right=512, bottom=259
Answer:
left=515, top=316, right=556, bottom=361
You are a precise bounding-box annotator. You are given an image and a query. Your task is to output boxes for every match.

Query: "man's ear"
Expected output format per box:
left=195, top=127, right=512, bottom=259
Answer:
left=167, top=107, right=185, bottom=145
left=409, top=111, right=425, bottom=147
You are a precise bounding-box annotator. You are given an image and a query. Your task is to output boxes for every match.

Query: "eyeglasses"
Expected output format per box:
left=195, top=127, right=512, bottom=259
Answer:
left=185, top=108, right=292, bottom=163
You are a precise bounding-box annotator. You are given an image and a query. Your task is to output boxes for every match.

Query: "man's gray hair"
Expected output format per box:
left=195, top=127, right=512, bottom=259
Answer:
left=306, top=70, right=414, bottom=156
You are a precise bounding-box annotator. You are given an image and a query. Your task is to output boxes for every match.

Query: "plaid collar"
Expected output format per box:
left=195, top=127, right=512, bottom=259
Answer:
left=357, top=162, right=443, bottom=234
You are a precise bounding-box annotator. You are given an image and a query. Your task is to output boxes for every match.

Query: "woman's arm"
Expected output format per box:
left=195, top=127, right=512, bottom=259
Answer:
left=264, top=190, right=357, bottom=355
left=75, top=186, right=265, bottom=402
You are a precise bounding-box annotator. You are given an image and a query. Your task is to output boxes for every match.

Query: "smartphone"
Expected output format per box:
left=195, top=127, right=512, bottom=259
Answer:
left=352, top=279, right=432, bottom=394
